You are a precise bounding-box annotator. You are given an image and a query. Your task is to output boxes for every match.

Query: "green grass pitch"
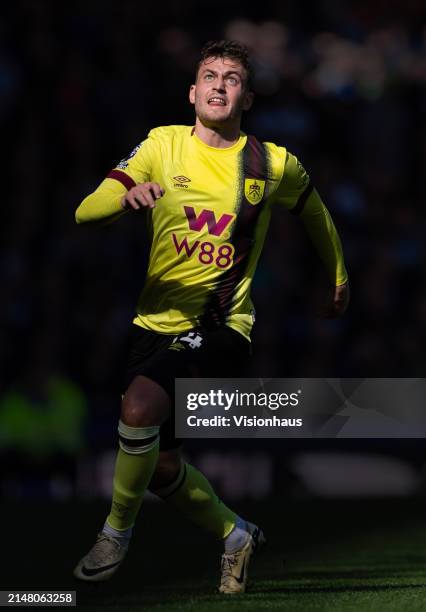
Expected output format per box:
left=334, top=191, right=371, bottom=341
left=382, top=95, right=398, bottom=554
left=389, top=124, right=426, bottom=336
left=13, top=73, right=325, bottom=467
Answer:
left=4, top=498, right=426, bottom=611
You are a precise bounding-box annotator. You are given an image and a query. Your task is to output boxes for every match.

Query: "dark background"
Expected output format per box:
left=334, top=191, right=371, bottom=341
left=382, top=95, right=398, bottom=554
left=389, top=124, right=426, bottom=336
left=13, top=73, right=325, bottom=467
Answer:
left=1, top=0, right=426, bottom=507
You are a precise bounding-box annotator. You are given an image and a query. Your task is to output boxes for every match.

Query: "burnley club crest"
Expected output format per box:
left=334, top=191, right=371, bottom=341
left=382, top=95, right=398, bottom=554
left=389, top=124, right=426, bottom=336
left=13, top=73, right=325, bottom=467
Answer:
left=244, top=179, right=265, bottom=205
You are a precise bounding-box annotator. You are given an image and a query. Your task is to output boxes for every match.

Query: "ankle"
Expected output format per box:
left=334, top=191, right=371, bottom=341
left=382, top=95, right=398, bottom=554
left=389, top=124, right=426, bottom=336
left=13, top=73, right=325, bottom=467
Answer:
left=102, top=521, right=133, bottom=545
left=224, top=517, right=249, bottom=553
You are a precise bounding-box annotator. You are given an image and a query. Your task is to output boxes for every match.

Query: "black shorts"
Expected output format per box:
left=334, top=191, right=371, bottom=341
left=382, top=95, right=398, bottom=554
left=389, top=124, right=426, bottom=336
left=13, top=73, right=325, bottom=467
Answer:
left=122, top=324, right=252, bottom=451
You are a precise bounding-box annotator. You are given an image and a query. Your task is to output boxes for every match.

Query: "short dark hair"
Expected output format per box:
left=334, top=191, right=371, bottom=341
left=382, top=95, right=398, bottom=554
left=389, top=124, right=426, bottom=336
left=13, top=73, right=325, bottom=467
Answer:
left=196, top=39, right=252, bottom=88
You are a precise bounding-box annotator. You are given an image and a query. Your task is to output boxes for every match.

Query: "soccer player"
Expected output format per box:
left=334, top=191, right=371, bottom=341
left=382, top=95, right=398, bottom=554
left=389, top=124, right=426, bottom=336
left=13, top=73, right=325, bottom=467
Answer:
left=73, top=40, right=349, bottom=594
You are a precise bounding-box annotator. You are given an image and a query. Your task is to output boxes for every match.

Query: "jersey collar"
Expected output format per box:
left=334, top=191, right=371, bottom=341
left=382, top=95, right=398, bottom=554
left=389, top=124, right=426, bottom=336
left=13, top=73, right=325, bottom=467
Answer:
left=190, top=127, right=247, bottom=154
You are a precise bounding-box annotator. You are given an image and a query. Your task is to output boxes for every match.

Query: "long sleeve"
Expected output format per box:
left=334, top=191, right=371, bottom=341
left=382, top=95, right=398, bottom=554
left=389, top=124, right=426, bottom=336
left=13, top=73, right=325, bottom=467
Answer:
left=75, top=133, right=157, bottom=224
left=271, top=148, right=348, bottom=285
left=297, top=188, right=348, bottom=285
left=75, top=178, right=126, bottom=224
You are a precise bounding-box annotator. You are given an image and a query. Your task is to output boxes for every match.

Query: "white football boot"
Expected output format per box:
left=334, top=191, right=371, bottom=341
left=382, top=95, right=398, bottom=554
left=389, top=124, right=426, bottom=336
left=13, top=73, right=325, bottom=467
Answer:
left=218, top=522, right=266, bottom=594
left=73, top=532, right=128, bottom=582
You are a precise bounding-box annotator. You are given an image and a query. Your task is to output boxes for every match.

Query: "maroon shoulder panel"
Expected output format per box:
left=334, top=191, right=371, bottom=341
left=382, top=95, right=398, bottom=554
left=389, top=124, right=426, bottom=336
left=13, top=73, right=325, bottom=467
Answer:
left=106, top=169, right=136, bottom=190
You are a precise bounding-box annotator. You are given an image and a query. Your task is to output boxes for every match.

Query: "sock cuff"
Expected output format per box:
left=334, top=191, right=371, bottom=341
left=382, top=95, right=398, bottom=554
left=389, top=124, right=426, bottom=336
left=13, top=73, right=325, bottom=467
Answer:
left=118, top=420, right=160, bottom=454
left=104, top=519, right=133, bottom=537
left=118, top=420, right=159, bottom=439
left=153, top=462, right=187, bottom=499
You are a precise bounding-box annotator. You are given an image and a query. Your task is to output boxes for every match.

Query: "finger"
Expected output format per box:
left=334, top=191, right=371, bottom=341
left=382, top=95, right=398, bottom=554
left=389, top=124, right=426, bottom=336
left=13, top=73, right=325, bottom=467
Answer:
left=334, top=289, right=349, bottom=316
left=134, top=189, right=155, bottom=208
left=149, top=183, right=165, bottom=199
left=122, top=195, right=141, bottom=210
left=142, top=189, right=156, bottom=208
left=134, top=195, right=151, bottom=208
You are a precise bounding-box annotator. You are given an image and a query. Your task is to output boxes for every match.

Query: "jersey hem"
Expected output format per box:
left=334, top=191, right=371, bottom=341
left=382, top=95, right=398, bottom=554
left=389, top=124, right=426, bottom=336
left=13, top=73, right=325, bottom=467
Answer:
left=132, top=316, right=251, bottom=342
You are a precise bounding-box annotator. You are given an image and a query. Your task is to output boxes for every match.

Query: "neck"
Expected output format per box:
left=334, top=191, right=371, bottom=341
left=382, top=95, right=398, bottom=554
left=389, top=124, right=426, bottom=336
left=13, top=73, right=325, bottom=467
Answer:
left=193, top=118, right=241, bottom=148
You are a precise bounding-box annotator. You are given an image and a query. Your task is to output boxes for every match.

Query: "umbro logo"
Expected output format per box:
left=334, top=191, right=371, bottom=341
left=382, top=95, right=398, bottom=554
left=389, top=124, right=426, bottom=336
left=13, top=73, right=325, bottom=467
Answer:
left=173, top=175, right=191, bottom=189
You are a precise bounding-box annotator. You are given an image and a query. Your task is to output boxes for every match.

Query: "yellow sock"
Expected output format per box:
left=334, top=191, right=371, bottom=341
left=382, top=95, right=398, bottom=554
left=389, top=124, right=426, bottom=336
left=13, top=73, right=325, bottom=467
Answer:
left=106, top=441, right=159, bottom=530
left=156, top=462, right=237, bottom=539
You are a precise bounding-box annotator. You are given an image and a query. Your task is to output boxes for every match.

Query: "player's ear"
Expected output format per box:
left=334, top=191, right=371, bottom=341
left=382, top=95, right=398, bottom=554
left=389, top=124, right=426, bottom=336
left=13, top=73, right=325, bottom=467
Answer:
left=189, top=84, right=196, bottom=105
left=242, top=90, right=254, bottom=111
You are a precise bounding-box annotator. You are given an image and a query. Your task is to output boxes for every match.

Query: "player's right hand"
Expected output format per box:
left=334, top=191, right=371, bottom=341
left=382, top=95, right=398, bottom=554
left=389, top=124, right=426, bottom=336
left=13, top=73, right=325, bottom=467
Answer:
left=320, top=281, right=350, bottom=318
left=121, top=182, right=165, bottom=210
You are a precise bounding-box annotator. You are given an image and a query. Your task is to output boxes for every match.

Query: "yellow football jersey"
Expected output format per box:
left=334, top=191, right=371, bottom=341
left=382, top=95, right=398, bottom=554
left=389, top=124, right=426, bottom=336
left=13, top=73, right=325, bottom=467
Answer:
left=76, top=125, right=347, bottom=339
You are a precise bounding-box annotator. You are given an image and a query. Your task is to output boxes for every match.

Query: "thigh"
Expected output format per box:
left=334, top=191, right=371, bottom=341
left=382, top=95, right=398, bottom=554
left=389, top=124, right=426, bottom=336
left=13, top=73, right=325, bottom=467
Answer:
left=122, top=325, right=175, bottom=394
left=121, top=324, right=252, bottom=451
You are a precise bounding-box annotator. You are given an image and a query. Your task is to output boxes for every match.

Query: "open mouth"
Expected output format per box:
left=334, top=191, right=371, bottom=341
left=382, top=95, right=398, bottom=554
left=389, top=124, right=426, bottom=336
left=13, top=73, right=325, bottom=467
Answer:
left=208, top=97, right=226, bottom=106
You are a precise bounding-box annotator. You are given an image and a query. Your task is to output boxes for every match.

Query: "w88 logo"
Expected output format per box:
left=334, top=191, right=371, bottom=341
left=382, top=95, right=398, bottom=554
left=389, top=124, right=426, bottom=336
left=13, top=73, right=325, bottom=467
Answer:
left=172, top=233, right=235, bottom=269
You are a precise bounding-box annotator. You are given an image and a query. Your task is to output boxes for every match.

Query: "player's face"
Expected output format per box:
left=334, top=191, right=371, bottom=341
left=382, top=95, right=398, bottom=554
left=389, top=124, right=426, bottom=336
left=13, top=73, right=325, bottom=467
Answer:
left=189, top=57, right=253, bottom=128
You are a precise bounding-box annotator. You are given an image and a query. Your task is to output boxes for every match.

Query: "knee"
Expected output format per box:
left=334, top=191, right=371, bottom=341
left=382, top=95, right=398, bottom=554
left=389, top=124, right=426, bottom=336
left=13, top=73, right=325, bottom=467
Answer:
left=121, top=377, right=170, bottom=427
left=121, top=394, right=157, bottom=427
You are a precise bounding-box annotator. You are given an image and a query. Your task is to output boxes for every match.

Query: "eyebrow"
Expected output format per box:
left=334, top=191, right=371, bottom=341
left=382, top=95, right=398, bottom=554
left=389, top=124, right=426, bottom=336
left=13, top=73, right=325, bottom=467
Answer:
left=201, top=68, right=243, bottom=78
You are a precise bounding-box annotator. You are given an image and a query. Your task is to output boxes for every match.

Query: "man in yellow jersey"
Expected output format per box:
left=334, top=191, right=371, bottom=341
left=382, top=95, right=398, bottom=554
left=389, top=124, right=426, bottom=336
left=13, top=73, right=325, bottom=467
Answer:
left=73, top=40, right=349, bottom=594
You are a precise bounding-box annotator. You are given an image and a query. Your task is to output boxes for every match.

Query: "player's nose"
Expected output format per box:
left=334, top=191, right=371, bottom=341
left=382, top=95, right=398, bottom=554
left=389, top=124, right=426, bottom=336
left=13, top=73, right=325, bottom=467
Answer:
left=213, top=78, right=226, bottom=92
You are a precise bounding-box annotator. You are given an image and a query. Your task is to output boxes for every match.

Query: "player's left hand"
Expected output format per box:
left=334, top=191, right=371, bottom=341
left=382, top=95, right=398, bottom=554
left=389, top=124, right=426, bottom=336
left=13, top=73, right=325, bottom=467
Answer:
left=321, top=281, right=350, bottom=318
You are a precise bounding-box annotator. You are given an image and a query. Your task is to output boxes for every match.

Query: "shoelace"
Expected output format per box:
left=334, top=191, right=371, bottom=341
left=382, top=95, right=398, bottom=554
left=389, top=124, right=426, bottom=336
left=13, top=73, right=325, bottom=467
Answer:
left=91, top=534, right=121, bottom=564
left=220, top=553, right=239, bottom=581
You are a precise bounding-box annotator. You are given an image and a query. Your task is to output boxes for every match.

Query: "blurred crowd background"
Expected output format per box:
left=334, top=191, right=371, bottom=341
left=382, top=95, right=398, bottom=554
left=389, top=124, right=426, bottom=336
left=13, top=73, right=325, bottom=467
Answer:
left=1, top=0, right=426, bottom=501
